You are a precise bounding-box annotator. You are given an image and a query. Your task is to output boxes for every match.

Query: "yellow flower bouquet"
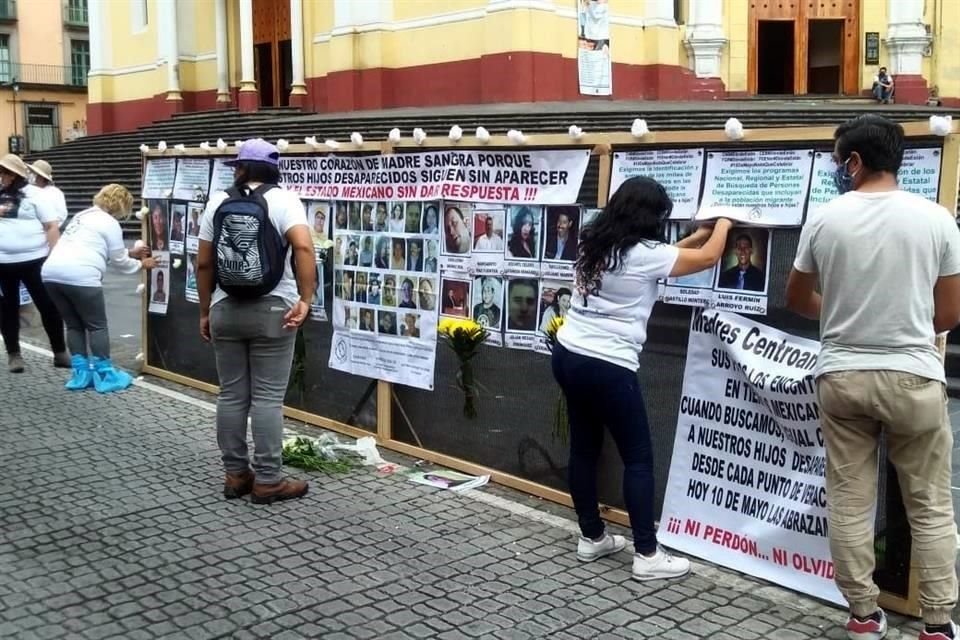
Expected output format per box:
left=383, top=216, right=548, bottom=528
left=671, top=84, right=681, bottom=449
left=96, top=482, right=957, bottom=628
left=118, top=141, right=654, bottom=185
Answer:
left=438, top=317, right=489, bottom=418
left=543, top=315, right=569, bottom=445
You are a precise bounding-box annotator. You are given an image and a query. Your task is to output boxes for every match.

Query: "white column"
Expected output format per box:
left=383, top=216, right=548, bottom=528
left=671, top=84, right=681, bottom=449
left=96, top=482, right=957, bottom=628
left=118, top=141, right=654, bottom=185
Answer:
left=215, top=0, right=230, bottom=103
left=239, top=0, right=256, bottom=92
left=162, top=0, right=181, bottom=98
left=645, top=0, right=676, bottom=28
left=289, top=0, right=307, bottom=99
left=885, top=0, right=930, bottom=75
left=88, top=0, right=103, bottom=73
left=683, top=0, right=726, bottom=78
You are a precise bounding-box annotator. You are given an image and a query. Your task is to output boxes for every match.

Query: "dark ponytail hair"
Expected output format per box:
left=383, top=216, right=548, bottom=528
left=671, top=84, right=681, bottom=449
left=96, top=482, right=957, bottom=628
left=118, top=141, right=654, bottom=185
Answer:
left=575, top=176, right=672, bottom=300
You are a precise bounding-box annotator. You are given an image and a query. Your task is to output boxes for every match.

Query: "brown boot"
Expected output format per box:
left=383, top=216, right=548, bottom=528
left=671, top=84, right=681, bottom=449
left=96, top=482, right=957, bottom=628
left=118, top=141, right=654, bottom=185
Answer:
left=251, top=478, right=309, bottom=505
left=223, top=470, right=255, bottom=499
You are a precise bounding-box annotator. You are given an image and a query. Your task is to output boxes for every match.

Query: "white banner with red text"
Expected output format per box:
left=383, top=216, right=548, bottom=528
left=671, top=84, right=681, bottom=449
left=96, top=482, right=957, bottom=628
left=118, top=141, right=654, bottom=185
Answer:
left=659, top=310, right=843, bottom=605
left=279, top=149, right=591, bottom=205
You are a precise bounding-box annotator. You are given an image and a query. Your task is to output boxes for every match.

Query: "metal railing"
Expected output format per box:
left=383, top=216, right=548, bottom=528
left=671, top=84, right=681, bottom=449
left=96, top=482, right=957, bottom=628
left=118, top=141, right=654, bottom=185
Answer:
left=0, top=62, right=88, bottom=87
left=0, top=0, right=15, bottom=20
left=64, top=2, right=87, bottom=26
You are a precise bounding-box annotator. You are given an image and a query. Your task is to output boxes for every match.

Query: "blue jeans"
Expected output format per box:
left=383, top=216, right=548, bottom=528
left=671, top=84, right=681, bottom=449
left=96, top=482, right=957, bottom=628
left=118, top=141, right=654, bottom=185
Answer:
left=873, top=83, right=892, bottom=101
left=551, top=343, right=657, bottom=554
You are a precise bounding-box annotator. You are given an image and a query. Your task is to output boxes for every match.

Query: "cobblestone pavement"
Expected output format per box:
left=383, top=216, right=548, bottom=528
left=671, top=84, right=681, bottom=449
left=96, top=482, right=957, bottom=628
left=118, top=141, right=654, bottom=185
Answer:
left=1, top=345, right=941, bottom=640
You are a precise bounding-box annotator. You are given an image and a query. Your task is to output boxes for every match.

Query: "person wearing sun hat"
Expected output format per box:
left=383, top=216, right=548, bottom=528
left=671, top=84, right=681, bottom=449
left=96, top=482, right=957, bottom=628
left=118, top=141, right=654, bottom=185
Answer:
left=28, top=160, right=68, bottom=226
left=0, top=153, right=69, bottom=372
left=197, top=138, right=316, bottom=504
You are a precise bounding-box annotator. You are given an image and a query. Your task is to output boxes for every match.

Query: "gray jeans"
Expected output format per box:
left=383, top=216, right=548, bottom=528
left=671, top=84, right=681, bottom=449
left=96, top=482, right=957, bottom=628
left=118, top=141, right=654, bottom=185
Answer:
left=44, top=283, right=109, bottom=358
left=210, top=296, right=296, bottom=484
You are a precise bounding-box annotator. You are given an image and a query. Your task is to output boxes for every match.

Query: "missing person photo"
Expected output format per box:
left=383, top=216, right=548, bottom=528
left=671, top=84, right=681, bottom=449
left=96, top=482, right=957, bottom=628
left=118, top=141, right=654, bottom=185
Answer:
left=341, top=269, right=355, bottom=301
left=473, top=209, right=505, bottom=252
left=406, top=239, right=424, bottom=272
left=358, top=236, right=374, bottom=268
left=543, top=206, right=580, bottom=262
left=418, top=277, right=437, bottom=311
left=405, top=202, right=423, bottom=234
left=343, top=235, right=360, bottom=266
left=506, top=206, right=542, bottom=260
left=506, top=277, right=539, bottom=332
left=348, top=202, right=362, bottom=230
left=538, top=281, right=573, bottom=333
left=471, top=276, right=503, bottom=329
left=397, top=277, right=418, bottom=309
left=333, top=237, right=344, bottom=266
left=170, top=204, right=186, bottom=244
left=440, top=278, right=471, bottom=317
left=423, top=239, right=439, bottom=272
left=367, top=273, right=382, bottom=305
left=400, top=312, right=421, bottom=338
left=667, top=223, right=715, bottom=288
left=421, top=202, right=440, bottom=235
left=378, top=310, right=398, bottom=336
left=334, top=202, right=348, bottom=230
left=186, top=203, right=202, bottom=239
left=359, top=307, right=376, bottom=332
left=383, top=275, right=397, bottom=307
left=715, top=227, right=770, bottom=294
left=308, top=202, right=330, bottom=247
left=374, top=235, right=391, bottom=269
left=442, top=203, right=472, bottom=255
left=151, top=268, right=168, bottom=304
left=355, top=272, right=369, bottom=304
left=148, top=200, right=169, bottom=251
left=388, top=202, right=405, bottom=233
left=360, top=202, right=375, bottom=232
left=373, top=201, right=389, bottom=232
left=391, top=238, right=407, bottom=271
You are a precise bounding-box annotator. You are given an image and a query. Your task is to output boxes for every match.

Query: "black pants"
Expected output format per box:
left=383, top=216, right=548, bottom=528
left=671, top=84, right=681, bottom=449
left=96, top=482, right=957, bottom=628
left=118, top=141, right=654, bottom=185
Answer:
left=0, top=258, right=66, bottom=355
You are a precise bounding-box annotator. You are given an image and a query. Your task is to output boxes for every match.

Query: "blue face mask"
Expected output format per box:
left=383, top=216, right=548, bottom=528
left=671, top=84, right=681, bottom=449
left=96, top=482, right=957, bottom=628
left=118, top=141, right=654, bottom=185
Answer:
left=833, top=158, right=856, bottom=194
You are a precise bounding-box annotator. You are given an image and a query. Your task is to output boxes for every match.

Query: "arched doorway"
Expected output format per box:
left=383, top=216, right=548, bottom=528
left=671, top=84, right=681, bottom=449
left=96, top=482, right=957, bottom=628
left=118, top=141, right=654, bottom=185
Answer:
left=749, top=0, right=861, bottom=96
left=252, top=0, right=292, bottom=107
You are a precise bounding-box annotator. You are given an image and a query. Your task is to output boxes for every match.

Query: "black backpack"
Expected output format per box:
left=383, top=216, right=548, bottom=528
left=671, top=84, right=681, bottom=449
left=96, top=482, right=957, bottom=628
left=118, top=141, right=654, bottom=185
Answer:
left=211, top=184, right=288, bottom=299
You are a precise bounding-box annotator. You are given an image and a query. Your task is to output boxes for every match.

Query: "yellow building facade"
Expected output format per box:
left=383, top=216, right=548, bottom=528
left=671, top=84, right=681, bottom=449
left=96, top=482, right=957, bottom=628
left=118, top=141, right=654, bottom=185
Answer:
left=87, top=0, right=960, bottom=135
left=1, top=0, right=90, bottom=153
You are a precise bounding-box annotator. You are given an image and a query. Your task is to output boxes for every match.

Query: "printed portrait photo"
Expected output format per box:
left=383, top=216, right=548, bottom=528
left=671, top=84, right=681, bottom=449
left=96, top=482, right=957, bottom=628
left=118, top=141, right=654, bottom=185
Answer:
left=343, top=235, right=360, bottom=266
left=543, top=206, right=580, bottom=262
left=397, top=277, right=418, bottom=310
left=400, top=312, right=421, bottom=338
left=715, top=227, right=770, bottom=294
left=186, top=204, right=203, bottom=239
left=378, top=310, right=398, bottom=336
left=358, top=307, right=376, bottom=332
left=383, top=275, right=397, bottom=307
left=472, top=209, right=505, bottom=253
left=374, top=235, right=391, bottom=269
left=668, top=223, right=715, bottom=288
left=360, top=202, right=375, bottom=232
left=358, top=236, right=375, bottom=268
left=442, top=203, right=472, bottom=255
left=355, top=272, right=369, bottom=304
left=406, top=239, right=424, bottom=272
left=333, top=236, right=344, bottom=266
left=333, top=202, right=349, bottom=231
left=418, top=277, right=437, bottom=312
left=308, top=202, right=330, bottom=247
left=366, top=273, right=382, bottom=305
left=423, top=239, right=439, bottom=272
left=405, top=202, right=423, bottom=234
left=390, top=238, right=407, bottom=271
left=471, top=276, right=503, bottom=330
left=185, top=253, right=198, bottom=294
left=538, top=280, right=574, bottom=334
left=421, top=202, right=441, bottom=235
left=506, top=206, right=542, bottom=261
left=314, top=263, right=325, bottom=309
left=388, top=202, right=406, bottom=233
left=169, top=204, right=186, bottom=244
left=334, top=269, right=343, bottom=298
left=151, top=268, right=168, bottom=304
left=348, top=202, right=362, bottom=230
left=148, top=200, right=169, bottom=252
left=373, top=201, right=389, bottom=232
left=440, top=278, right=471, bottom=318
left=341, top=269, right=355, bottom=301
left=506, top=277, right=539, bottom=332
left=342, top=303, right=353, bottom=330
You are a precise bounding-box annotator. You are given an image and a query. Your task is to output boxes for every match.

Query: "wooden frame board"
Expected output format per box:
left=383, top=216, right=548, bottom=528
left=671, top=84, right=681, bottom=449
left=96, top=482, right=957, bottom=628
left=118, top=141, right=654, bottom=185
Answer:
left=140, top=120, right=960, bottom=617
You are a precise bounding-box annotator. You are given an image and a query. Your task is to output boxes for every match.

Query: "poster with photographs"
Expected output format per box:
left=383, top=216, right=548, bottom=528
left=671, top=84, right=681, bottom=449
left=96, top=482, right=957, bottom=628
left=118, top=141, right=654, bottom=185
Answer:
left=504, top=205, right=543, bottom=277
left=540, top=205, right=580, bottom=280
left=169, top=203, right=186, bottom=255
left=209, top=158, right=235, bottom=195
left=142, top=158, right=177, bottom=199
left=503, top=277, right=541, bottom=350
left=173, top=158, right=211, bottom=202
left=185, top=251, right=198, bottom=303
left=307, top=201, right=331, bottom=249
left=533, top=279, right=574, bottom=354
left=310, top=256, right=326, bottom=322
left=147, top=199, right=171, bottom=314
left=329, top=200, right=441, bottom=391
left=471, top=206, right=506, bottom=276
left=471, top=275, right=504, bottom=346
left=146, top=200, right=170, bottom=252
left=577, top=0, right=611, bottom=96
left=440, top=202, right=474, bottom=273
left=148, top=254, right=171, bottom=315
left=185, top=203, right=203, bottom=252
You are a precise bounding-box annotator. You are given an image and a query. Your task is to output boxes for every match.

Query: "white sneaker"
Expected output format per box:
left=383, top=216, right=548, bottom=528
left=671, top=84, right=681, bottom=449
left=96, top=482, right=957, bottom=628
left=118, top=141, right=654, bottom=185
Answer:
left=576, top=533, right=627, bottom=562
left=632, top=547, right=691, bottom=581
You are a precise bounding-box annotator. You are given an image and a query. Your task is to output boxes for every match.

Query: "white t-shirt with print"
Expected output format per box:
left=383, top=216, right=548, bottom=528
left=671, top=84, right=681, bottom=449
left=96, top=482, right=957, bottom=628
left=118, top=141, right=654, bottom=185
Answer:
left=198, top=184, right=308, bottom=308
left=42, top=207, right=142, bottom=287
left=0, top=184, right=60, bottom=264
left=794, top=189, right=960, bottom=382
left=558, top=241, right=679, bottom=371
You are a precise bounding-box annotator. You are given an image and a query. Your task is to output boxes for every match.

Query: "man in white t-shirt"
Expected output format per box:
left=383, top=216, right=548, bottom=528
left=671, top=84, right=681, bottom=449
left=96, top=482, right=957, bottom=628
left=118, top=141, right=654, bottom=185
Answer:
left=786, top=114, right=960, bottom=640
left=29, top=160, right=68, bottom=226
left=197, top=138, right=316, bottom=506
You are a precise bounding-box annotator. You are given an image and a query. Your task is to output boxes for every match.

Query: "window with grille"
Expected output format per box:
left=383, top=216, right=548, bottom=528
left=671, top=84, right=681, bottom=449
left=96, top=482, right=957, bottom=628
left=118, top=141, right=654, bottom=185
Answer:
left=0, top=34, right=10, bottom=83
left=70, top=39, right=89, bottom=86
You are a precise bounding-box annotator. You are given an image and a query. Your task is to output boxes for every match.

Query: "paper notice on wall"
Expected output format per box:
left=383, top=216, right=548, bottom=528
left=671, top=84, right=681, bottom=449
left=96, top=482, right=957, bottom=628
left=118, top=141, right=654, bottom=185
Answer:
left=279, top=150, right=590, bottom=206
left=148, top=252, right=171, bottom=315
left=172, top=158, right=212, bottom=201
left=898, top=147, right=942, bottom=202
left=209, top=158, right=235, bottom=196
left=805, top=151, right=838, bottom=216
left=610, top=150, right=706, bottom=218
left=577, top=0, right=611, bottom=96
left=702, top=150, right=814, bottom=226
left=142, top=159, right=177, bottom=199
left=660, top=310, right=843, bottom=606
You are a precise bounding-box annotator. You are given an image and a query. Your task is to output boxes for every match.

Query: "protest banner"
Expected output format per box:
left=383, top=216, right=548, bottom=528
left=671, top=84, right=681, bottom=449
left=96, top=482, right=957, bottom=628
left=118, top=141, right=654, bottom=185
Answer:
left=279, top=149, right=591, bottom=205
left=610, top=149, right=705, bottom=218
left=702, top=150, right=813, bottom=226
left=660, top=310, right=843, bottom=605
left=142, top=158, right=177, bottom=199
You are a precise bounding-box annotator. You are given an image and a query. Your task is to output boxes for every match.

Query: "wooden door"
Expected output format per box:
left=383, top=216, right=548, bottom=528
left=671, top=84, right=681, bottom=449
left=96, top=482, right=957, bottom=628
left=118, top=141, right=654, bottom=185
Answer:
left=252, top=0, right=291, bottom=107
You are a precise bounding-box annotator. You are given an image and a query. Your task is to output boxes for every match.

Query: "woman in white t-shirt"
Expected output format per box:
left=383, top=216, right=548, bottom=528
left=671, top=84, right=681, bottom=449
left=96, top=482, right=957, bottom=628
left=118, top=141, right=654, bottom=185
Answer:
left=42, top=184, right=155, bottom=392
left=553, top=176, right=732, bottom=580
left=0, top=153, right=68, bottom=373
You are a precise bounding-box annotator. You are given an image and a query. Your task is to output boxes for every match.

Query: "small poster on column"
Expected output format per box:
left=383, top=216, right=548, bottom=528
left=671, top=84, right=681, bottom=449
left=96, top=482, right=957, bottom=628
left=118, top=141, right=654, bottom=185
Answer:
left=577, top=0, right=612, bottom=96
